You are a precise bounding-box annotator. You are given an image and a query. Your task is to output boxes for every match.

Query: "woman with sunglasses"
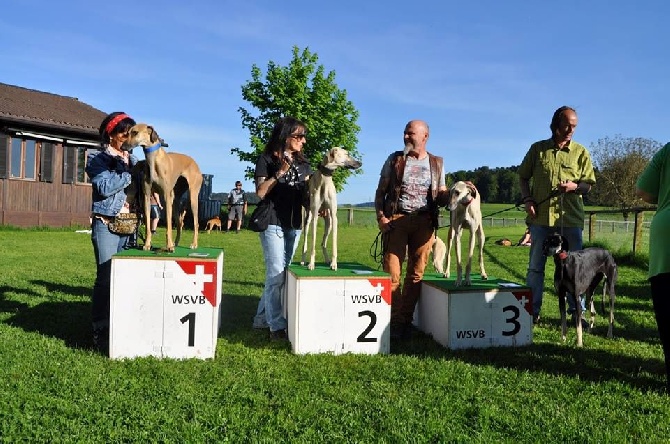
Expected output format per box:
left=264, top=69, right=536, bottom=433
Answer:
left=85, top=111, right=138, bottom=353
left=252, top=116, right=312, bottom=339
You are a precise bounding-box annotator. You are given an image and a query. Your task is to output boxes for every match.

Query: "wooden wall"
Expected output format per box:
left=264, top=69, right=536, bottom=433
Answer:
left=1, top=142, right=91, bottom=227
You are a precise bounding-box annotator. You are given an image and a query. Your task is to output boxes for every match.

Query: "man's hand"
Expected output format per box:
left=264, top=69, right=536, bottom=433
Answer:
left=558, top=180, right=578, bottom=193
left=377, top=216, right=393, bottom=232
left=524, top=201, right=537, bottom=219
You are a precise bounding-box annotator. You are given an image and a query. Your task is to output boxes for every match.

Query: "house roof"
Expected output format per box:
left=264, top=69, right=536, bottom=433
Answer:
left=0, top=82, right=107, bottom=138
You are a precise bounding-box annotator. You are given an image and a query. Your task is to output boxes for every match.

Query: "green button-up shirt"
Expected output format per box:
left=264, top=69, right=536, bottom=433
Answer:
left=518, top=138, right=596, bottom=228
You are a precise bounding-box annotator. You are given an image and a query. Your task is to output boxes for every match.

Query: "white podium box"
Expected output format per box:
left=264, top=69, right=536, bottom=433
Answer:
left=109, top=247, right=223, bottom=359
left=414, top=274, right=533, bottom=349
left=286, top=262, right=391, bottom=355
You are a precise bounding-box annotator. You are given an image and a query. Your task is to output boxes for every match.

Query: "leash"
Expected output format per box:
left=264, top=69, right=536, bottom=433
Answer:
left=369, top=187, right=563, bottom=267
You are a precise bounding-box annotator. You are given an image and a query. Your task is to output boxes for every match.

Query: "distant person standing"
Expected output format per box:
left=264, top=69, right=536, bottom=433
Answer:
left=149, top=191, right=162, bottom=235
left=226, top=180, right=247, bottom=233
left=636, top=142, right=670, bottom=392
left=518, top=106, right=596, bottom=325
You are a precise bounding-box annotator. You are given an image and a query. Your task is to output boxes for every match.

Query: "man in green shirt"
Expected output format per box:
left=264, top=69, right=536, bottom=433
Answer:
left=518, top=106, right=596, bottom=324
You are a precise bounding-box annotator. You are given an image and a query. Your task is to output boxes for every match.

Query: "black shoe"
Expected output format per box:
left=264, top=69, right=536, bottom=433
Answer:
left=391, top=324, right=412, bottom=341
left=269, top=329, right=288, bottom=340
left=93, top=327, right=109, bottom=355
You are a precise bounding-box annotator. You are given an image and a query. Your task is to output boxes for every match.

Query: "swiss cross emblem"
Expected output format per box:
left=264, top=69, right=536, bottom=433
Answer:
left=176, top=261, right=218, bottom=306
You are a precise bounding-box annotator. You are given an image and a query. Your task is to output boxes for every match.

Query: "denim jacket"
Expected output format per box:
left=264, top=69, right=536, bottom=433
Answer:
left=86, top=149, right=139, bottom=217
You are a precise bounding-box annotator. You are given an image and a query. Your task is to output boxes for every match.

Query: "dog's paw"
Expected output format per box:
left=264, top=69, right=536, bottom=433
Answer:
left=481, top=273, right=488, bottom=280
left=330, top=261, right=337, bottom=271
left=190, top=243, right=197, bottom=249
left=143, top=244, right=152, bottom=251
left=464, top=277, right=472, bottom=286
left=307, top=262, right=316, bottom=271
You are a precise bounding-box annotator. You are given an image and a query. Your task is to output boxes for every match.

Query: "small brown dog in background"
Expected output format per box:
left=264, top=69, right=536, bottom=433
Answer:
left=206, top=216, right=221, bottom=233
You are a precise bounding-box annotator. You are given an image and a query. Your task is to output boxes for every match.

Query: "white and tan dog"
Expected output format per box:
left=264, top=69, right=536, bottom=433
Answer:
left=301, top=147, right=362, bottom=271
left=433, top=181, right=487, bottom=286
left=122, top=123, right=202, bottom=252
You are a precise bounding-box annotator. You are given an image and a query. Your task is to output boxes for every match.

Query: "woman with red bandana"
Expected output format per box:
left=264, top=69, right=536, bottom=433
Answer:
left=85, top=111, right=138, bottom=353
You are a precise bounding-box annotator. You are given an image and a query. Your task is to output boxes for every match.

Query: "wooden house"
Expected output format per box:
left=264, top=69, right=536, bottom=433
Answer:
left=0, top=82, right=106, bottom=227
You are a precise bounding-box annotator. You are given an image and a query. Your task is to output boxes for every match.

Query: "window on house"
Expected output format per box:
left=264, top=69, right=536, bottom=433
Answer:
left=63, top=145, right=98, bottom=184
left=10, top=138, right=37, bottom=180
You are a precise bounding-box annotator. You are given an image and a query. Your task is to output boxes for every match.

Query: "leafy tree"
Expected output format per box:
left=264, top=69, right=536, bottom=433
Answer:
left=589, top=135, right=662, bottom=214
left=231, top=46, right=361, bottom=191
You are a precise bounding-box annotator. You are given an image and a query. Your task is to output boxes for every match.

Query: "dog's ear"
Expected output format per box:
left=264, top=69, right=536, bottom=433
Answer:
left=465, top=181, right=477, bottom=198
left=560, top=235, right=570, bottom=251
left=147, top=125, right=160, bottom=144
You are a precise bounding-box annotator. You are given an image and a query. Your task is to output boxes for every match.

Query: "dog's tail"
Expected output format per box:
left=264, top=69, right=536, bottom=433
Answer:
left=432, top=236, right=446, bottom=274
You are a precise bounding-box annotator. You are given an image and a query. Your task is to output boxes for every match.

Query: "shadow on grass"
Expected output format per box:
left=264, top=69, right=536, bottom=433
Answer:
left=391, top=328, right=666, bottom=393
left=1, top=297, right=91, bottom=349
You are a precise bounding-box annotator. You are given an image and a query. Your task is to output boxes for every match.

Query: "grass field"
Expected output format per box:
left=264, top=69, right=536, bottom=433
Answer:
left=0, top=224, right=668, bottom=442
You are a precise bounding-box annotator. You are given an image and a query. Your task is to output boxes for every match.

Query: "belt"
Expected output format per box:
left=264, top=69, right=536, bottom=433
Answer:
left=396, top=210, right=429, bottom=216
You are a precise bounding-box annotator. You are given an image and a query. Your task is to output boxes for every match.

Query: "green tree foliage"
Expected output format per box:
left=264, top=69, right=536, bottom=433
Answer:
left=589, top=135, right=662, bottom=212
left=231, top=46, right=361, bottom=191
left=447, top=166, right=521, bottom=204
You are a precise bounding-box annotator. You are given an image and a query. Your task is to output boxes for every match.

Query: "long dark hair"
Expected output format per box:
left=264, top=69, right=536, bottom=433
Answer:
left=263, top=116, right=308, bottom=162
left=549, top=106, right=576, bottom=134
left=99, top=111, right=136, bottom=145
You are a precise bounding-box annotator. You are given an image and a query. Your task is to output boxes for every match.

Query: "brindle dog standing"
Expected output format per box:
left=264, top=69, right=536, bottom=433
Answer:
left=543, top=233, right=617, bottom=347
left=122, top=123, right=202, bottom=252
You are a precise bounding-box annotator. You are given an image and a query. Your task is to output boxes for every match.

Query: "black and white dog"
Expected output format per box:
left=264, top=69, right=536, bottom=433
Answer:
left=542, top=233, right=617, bottom=347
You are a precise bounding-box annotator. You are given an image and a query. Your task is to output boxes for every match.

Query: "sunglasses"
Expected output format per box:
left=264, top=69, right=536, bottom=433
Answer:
left=290, top=134, right=306, bottom=141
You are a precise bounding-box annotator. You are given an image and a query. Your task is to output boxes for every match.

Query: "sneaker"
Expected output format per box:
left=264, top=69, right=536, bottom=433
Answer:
left=570, top=313, right=589, bottom=329
left=252, top=320, right=269, bottom=330
left=269, top=329, right=288, bottom=340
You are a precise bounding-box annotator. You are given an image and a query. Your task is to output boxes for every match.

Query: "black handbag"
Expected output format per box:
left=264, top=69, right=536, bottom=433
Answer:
left=248, top=199, right=274, bottom=232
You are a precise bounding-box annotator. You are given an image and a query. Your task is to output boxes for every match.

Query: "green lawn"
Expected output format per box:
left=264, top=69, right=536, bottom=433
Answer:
left=0, top=225, right=667, bottom=442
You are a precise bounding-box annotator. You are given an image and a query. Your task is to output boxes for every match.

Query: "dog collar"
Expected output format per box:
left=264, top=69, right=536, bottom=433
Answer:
left=318, top=164, right=335, bottom=176
left=558, top=251, right=568, bottom=260
left=143, top=142, right=162, bottom=154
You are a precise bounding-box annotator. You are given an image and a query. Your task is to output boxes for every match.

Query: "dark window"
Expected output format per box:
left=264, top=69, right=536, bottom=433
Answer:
left=0, top=134, right=8, bottom=179
left=39, top=142, right=55, bottom=183
left=63, top=145, right=97, bottom=184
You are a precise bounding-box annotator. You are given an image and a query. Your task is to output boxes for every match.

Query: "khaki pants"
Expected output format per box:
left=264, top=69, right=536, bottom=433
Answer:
left=383, top=212, right=435, bottom=326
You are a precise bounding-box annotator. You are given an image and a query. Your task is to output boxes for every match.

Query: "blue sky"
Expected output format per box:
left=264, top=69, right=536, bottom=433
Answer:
left=2, top=0, right=668, bottom=204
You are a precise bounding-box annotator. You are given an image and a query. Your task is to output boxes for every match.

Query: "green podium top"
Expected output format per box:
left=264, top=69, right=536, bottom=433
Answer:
left=113, top=246, right=223, bottom=260
left=421, top=273, right=529, bottom=292
left=288, top=262, right=389, bottom=279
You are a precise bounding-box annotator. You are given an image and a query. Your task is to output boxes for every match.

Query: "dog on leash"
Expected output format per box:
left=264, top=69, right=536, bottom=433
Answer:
left=433, top=181, right=487, bottom=286
left=542, top=233, right=617, bottom=347
left=300, top=147, right=361, bottom=271
left=122, top=123, right=203, bottom=252
left=206, top=216, right=221, bottom=233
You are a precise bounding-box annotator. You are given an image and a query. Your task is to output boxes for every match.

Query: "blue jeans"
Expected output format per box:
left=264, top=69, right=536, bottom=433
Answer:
left=527, top=224, right=586, bottom=317
left=91, top=218, right=131, bottom=330
left=254, top=225, right=301, bottom=332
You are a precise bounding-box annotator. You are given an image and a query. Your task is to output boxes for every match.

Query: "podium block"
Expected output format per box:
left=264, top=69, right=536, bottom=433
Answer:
left=286, top=262, right=391, bottom=355
left=109, top=247, right=223, bottom=359
left=414, top=274, right=532, bottom=349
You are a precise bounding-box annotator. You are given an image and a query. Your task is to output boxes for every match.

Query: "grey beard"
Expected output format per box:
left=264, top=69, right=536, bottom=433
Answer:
left=403, top=143, right=412, bottom=156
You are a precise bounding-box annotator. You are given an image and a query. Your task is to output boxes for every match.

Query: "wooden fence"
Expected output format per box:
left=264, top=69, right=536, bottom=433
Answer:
left=335, top=206, right=657, bottom=255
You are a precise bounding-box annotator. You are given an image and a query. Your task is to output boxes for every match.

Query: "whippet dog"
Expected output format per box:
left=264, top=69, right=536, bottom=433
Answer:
left=543, top=233, right=617, bottom=347
left=122, top=123, right=203, bottom=252
left=301, top=147, right=361, bottom=271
